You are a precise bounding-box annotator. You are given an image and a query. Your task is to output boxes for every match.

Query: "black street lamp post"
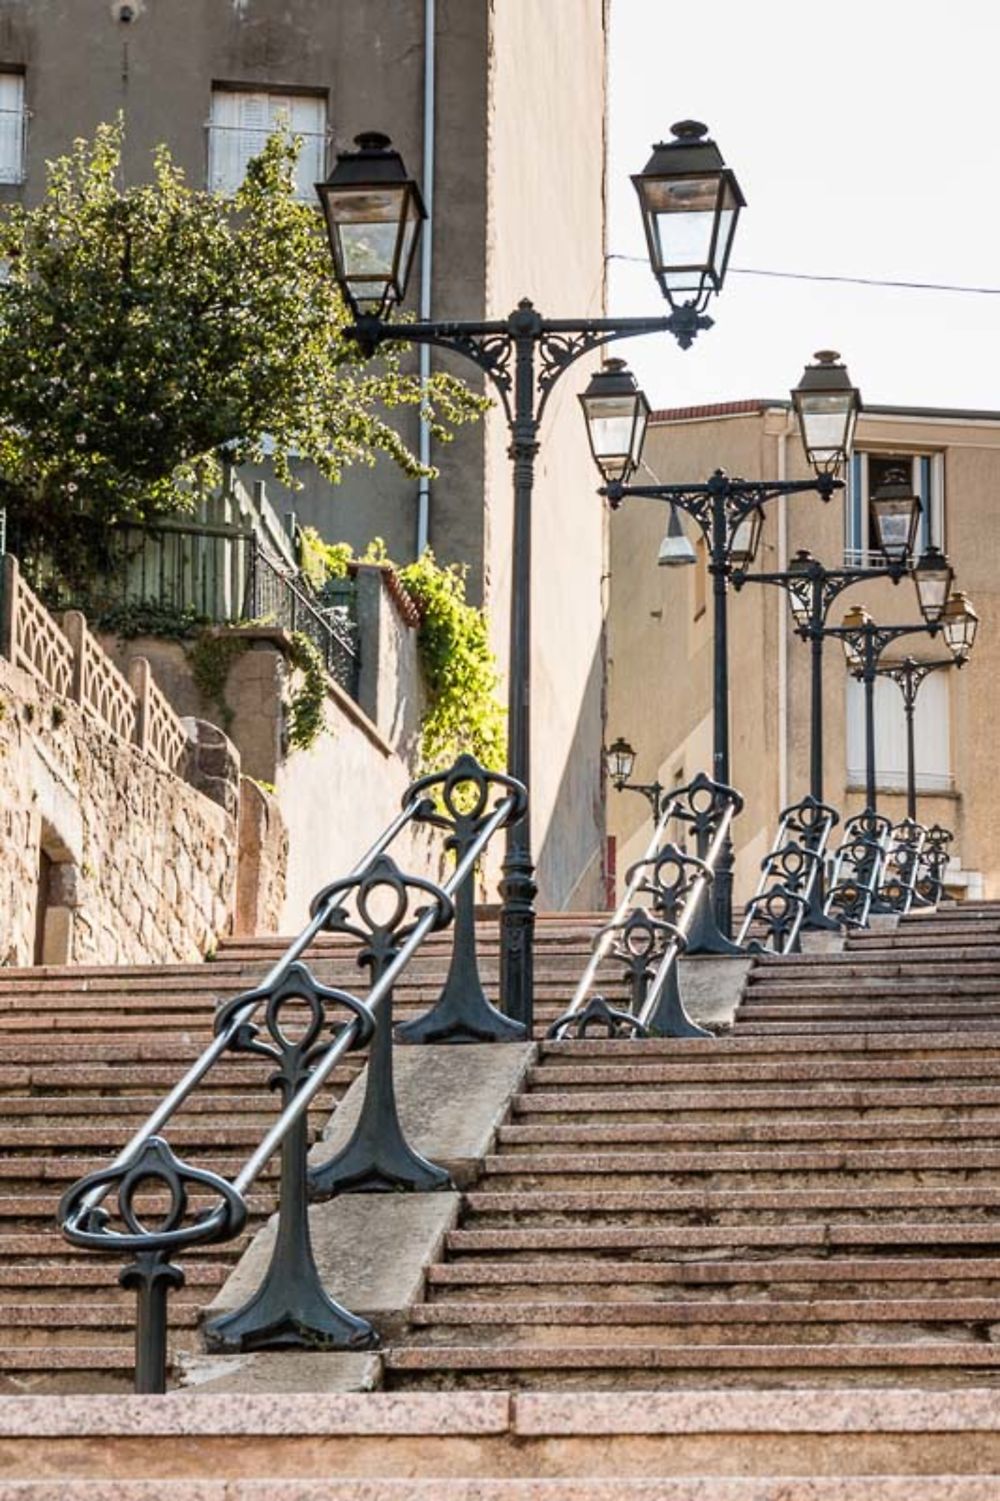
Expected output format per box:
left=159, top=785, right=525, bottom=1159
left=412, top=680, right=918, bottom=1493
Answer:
left=585, top=356, right=861, bottom=946
left=875, top=656, right=956, bottom=820
left=316, top=125, right=744, bottom=1033
left=822, top=594, right=977, bottom=812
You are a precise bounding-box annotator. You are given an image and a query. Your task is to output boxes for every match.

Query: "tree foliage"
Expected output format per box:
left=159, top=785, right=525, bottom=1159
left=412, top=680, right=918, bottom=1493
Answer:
left=0, top=122, right=485, bottom=583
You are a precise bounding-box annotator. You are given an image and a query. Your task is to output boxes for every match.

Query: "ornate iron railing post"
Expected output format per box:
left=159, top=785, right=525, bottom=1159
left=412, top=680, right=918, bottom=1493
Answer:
left=307, top=857, right=455, bottom=1197
left=398, top=754, right=528, bottom=1044
left=120, top=1252, right=185, bottom=1396
left=203, top=964, right=379, bottom=1354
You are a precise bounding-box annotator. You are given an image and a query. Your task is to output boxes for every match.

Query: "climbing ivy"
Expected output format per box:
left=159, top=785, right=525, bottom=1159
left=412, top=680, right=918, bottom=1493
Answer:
left=188, top=632, right=250, bottom=731
left=296, top=529, right=506, bottom=772
left=188, top=625, right=328, bottom=752
left=285, top=631, right=328, bottom=752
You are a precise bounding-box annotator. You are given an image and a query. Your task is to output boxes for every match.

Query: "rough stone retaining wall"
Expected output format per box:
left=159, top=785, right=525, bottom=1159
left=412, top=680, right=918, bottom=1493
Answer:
left=0, top=655, right=238, bottom=966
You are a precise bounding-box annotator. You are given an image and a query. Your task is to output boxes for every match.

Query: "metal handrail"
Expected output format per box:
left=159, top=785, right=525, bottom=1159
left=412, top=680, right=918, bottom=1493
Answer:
left=877, top=819, right=927, bottom=916
left=58, top=755, right=525, bottom=1393
left=247, top=544, right=359, bottom=696
left=65, top=795, right=423, bottom=1226
left=736, top=796, right=839, bottom=954
left=548, top=775, right=742, bottom=1040
left=637, top=796, right=739, bottom=1032
left=823, top=810, right=894, bottom=928
left=914, top=823, right=953, bottom=907
left=554, top=795, right=679, bottom=1029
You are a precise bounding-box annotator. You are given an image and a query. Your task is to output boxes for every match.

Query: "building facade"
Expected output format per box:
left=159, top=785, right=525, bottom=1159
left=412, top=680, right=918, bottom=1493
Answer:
left=0, top=0, right=610, bottom=909
left=607, top=400, right=1000, bottom=904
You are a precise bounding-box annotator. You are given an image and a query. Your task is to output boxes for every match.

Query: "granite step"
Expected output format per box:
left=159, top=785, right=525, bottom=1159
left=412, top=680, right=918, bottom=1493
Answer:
left=444, top=1221, right=1000, bottom=1256
left=459, top=1186, right=1000, bottom=1226
left=496, top=1119, right=1000, bottom=1147
left=511, top=1084, right=1000, bottom=1119
left=406, top=1293, right=1000, bottom=1342
left=383, top=1340, right=1000, bottom=1389
left=477, top=1145, right=1000, bottom=1191
left=425, top=1255, right=1000, bottom=1298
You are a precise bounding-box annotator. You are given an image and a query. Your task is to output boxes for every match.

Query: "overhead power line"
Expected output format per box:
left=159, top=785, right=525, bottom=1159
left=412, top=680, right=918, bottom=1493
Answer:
left=606, top=253, right=1000, bottom=296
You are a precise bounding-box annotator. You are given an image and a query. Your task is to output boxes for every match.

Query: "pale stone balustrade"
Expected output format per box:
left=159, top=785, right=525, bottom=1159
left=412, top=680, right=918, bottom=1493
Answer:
left=0, top=554, right=190, bottom=775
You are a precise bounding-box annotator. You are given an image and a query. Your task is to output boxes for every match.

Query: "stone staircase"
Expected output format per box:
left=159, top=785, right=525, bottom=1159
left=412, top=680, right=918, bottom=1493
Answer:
left=0, top=915, right=608, bottom=1392
left=5, top=902, right=1000, bottom=1494
left=384, top=903, right=1000, bottom=1394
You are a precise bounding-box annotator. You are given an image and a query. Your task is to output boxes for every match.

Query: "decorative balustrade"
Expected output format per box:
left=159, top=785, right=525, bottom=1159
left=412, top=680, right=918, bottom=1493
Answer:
left=58, top=753, right=525, bottom=1393
left=0, top=554, right=189, bottom=776
left=0, top=554, right=74, bottom=699
left=129, top=658, right=189, bottom=775
left=736, top=795, right=839, bottom=955
left=823, top=810, right=894, bottom=928
left=549, top=772, right=743, bottom=1041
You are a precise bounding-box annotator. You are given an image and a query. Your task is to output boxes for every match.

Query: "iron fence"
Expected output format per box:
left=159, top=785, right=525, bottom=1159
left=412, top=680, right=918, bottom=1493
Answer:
left=246, top=544, right=359, bottom=699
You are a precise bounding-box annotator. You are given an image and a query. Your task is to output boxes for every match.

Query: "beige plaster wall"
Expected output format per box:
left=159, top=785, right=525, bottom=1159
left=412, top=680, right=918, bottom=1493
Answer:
left=485, top=0, right=609, bottom=909
left=608, top=403, right=1000, bottom=902
left=0, top=656, right=236, bottom=966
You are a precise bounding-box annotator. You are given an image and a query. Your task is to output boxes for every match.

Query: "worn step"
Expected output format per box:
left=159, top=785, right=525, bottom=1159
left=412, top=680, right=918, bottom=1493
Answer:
left=445, top=1221, right=1000, bottom=1255
left=407, top=1294, right=1000, bottom=1341
left=461, top=1186, right=1000, bottom=1225
left=425, top=1255, right=1000, bottom=1297
left=496, top=1119, right=1000, bottom=1148
left=384, top=1340, right=1000, bottom=1388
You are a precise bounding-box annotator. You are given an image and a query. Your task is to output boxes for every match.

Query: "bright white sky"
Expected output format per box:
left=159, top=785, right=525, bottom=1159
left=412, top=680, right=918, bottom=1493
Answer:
left=608, top=0, right=1000, bottom=414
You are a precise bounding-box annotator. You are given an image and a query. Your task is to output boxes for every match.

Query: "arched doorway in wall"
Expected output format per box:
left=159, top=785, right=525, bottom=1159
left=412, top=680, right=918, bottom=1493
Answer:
left=32, top=824, right=77, bottom=966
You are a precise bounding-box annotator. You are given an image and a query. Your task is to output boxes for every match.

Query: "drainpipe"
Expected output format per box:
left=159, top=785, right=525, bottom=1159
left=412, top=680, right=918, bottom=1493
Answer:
left=775, top=411, right=790, bottom=811
left=416, top=0, right=436, bottom=557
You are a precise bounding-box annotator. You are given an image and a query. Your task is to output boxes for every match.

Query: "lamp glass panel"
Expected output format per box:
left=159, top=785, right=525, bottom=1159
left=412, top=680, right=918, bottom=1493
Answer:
left=585, top=396, right=640, bottom=480
left=874, top=499, right=918, bottom=560
left=710, top=179, right=740, bottom=280
left=327, top=185, right=407, bottom=290
left=645, top=175, right=721, bottom=292
left=843, top=635, right=863, bottom=670
left=798, top=393, right=856, bottom=468
left=729, top=509, right=761, bottom=566
left=916, top=572, right=949, bottom=622
left=787, top=585, right=811, bottom=627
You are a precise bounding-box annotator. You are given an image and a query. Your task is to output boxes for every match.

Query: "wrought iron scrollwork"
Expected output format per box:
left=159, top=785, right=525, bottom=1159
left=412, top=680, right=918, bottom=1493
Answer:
left=632, top=844, right=712, bottom=1037
left=915, top=823, right=953, bottom=906
left=59, top=1137, right=249, bottom=1394
left=397, top=753, right=527, bottom=1044
left=824, top=810, right=893, bottom=928
left=59, top=1135, right=247, bottom=1257
left=203, top=964, right=378, bottom=1354
left=308, top=855, right=455, bottom=1198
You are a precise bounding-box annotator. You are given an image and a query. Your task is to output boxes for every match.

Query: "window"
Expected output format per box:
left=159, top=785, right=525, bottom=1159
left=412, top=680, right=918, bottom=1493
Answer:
left=845, top=671, right=952, bottom=793
left=845, top=451, right=944, bottom=567
left=207, top=88, right=327, bottom=200
left=0, top=72, right=27, bottom=185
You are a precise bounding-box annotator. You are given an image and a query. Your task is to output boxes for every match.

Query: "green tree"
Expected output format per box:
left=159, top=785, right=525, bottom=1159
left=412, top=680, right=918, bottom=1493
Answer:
left=0, top=122, right=484, bottom=584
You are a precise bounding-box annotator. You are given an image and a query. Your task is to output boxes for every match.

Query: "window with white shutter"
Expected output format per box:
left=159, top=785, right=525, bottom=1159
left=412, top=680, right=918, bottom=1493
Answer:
left=0, top=73, right=27, bottom=185
left=208, top=88, right=326, bottom=199
left=845, top=670, right=951, bottom=793
left=844, top=451, right=945, bottom=569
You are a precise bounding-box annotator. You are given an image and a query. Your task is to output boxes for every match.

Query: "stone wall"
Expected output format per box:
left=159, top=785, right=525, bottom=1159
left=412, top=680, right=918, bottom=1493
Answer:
left=0, top=656, right=238, bottom=966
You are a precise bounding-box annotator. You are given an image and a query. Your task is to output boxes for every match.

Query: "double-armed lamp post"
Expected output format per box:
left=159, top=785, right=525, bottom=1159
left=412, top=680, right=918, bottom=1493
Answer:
left=314, top=122, right=745, bottom=1030
left=581, top=352, right=863, bottom=944
left=832, top=591, right=977, bottom=812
